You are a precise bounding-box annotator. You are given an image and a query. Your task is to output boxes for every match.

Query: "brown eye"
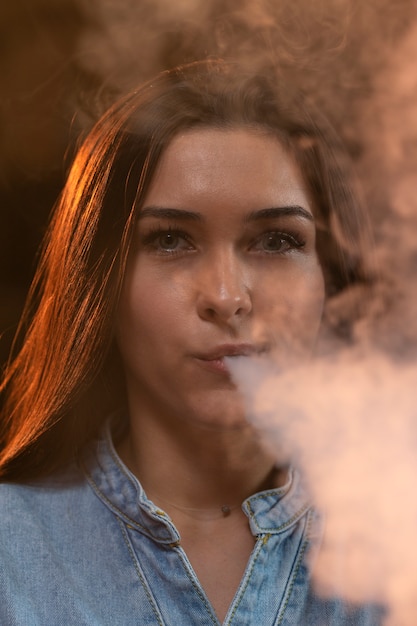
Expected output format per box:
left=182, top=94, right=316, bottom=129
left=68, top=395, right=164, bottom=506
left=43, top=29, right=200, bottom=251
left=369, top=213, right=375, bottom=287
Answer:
left=252, top=231, right=304, bottom=254
left=158, top=233, right=180, bottom=251
left=262, top=233, right=289, bottom=252
left=141, top=228, right=195, bottom=255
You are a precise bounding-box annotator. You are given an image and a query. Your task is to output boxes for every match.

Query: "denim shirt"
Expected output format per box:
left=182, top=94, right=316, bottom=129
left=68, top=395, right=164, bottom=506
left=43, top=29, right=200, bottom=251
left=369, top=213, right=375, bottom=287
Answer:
left=0, top=424, right=383, bottom=625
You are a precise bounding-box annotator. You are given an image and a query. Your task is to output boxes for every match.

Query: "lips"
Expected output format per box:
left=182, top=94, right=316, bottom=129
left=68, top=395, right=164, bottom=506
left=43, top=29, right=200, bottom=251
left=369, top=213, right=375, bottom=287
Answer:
left=193, top=343, right=268, bottom=375
left=196, top=343, right=266, bottom=360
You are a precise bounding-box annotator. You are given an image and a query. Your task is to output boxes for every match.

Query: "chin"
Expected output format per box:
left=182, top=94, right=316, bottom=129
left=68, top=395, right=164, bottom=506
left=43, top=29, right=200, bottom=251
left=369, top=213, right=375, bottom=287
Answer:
left=188, top=393, right=250, bottom=432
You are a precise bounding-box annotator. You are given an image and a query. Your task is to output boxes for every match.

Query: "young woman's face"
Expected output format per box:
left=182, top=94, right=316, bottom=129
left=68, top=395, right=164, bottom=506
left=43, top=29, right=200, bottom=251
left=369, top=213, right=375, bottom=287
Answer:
left=116, top=128, right=325, bottom=430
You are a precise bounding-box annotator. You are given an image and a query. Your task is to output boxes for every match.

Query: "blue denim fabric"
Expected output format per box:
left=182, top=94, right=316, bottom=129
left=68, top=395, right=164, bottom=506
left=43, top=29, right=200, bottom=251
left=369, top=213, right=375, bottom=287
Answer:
left=0, top=423, right=384, bottom=625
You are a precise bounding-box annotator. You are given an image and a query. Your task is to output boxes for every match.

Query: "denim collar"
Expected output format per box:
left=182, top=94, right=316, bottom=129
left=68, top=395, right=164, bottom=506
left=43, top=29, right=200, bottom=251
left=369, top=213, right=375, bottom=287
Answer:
left=82, top=420, right=311, bottom=545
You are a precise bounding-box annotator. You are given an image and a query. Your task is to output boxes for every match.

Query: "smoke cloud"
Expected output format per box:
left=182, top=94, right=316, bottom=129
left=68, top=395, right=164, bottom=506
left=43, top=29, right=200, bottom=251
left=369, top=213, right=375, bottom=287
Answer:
left=229, top=350, right=417, bottom=626
left=223, top=17, right=417, bottom=619
left=73, top=0, right=415, bottom=131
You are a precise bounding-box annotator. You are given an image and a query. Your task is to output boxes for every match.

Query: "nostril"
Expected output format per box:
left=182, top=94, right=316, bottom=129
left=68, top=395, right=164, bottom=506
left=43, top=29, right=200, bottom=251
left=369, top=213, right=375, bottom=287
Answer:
left=198, top=291, right=252, bottom=324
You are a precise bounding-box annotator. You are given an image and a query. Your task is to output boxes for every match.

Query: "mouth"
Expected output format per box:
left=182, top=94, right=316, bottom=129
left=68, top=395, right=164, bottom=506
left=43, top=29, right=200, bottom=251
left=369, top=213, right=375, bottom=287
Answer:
left=193, top=344, right=268, bottom=375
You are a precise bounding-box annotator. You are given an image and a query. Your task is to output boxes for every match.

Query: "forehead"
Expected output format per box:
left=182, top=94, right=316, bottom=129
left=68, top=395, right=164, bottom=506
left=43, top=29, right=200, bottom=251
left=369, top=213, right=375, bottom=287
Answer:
left=142, top=127, right=312, bottom=215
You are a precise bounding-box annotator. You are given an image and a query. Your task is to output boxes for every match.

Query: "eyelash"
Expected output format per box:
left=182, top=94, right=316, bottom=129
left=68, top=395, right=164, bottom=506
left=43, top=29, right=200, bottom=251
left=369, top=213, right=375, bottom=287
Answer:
left=141, top=226, right=193, bottom=255
left=140, top=225, right=306, bottom=256
left=251, top=231, right=306, bottom=254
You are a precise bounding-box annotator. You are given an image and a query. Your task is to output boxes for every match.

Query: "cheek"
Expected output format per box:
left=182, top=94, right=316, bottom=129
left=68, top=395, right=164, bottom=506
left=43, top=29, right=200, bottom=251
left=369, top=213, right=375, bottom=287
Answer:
left=117, top=287, right=164, bottom=346
left=297, top=268, right=326, bottom=347
left=304, top=264, right=325, bottom=310
left=116, top=266, right=191, bottom=352
left=298, top=264, right=325, bottom=322
left=261, top=264, right=325, bottom=346
left=263, top=259, right=324, bottom=310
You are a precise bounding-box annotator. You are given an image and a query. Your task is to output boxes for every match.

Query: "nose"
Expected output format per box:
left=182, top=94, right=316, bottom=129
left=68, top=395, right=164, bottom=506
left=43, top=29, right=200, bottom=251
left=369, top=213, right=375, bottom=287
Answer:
left=196, top=252, right=252, bottom=326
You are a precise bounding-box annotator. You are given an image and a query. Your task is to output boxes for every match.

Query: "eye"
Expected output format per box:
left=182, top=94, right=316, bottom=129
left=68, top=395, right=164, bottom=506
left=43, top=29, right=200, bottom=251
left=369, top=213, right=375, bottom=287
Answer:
left=252, top=231, right=305, bottom=254
left=158, top=232, right=182, bottom=251
left=141, top=227, right=194, bottom=254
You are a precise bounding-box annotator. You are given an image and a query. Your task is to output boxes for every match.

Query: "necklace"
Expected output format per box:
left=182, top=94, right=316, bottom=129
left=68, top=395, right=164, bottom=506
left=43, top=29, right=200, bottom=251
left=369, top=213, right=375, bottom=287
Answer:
left=220, top=505, right=232, bottom=517
left=149, top=494, right=240, bottom=520
left=145, top=466, right=285, bottom=521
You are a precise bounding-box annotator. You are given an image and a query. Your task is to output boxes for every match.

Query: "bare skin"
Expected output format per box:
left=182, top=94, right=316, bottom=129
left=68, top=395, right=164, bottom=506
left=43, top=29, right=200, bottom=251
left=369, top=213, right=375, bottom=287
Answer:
left=116, top=128, right=324, bottom=621
left=161, top=510, right=256, bottom=622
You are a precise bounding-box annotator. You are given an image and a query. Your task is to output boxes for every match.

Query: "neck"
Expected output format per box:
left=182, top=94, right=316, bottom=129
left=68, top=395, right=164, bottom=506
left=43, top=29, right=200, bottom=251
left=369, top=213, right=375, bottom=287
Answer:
left=117, top=405, right=286, bottom=517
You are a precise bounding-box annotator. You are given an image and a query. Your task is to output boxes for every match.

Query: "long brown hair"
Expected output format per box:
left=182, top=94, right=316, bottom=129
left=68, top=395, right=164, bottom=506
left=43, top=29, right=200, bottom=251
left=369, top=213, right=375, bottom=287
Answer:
left=0, top=59, right=372, bottom=481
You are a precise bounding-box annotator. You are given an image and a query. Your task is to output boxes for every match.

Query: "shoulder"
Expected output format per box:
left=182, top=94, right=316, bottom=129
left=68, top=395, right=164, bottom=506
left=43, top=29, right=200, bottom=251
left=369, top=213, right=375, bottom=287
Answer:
left=0, top=464, right=91, bottom=538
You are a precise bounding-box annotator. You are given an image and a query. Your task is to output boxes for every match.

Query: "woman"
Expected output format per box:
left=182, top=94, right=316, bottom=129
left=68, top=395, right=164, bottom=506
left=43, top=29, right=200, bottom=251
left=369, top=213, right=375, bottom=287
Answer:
left=0, top=60, right=379, bottom=624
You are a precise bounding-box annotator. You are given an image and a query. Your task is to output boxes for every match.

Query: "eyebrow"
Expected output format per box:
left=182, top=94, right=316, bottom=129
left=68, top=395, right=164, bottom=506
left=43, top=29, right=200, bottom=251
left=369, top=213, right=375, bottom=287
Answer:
left=138, top=207, right=203, bottom=221
left=138, top=205, right=314, bottom=222
left=245, top=206, right=314, bottom=222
